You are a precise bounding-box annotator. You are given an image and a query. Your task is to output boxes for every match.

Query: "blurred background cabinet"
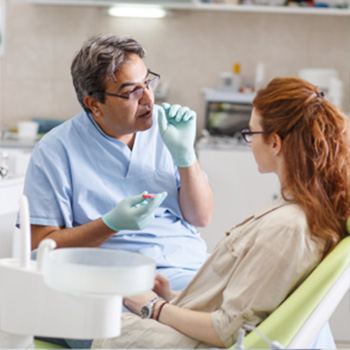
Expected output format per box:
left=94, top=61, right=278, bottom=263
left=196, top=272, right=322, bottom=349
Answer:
left=0, top=148, right=32, bottom=258
left=0, top=177, right=24, bottom=258
left=196, top=144, right=280, bottom=252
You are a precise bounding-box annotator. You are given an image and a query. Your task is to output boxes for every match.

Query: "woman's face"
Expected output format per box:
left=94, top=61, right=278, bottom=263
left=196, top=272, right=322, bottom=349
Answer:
left=248, top=108, right=276, bottom=174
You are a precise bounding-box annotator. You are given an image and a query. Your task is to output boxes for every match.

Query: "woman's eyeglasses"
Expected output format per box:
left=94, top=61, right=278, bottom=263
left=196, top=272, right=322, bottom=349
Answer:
left=241, top=128, right=269, bottom=143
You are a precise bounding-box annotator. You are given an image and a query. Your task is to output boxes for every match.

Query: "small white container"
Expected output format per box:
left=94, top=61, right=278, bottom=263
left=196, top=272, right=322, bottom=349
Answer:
left=17, top=121, right=39, bottom=140
left=220, top=72, right=233, bottom=86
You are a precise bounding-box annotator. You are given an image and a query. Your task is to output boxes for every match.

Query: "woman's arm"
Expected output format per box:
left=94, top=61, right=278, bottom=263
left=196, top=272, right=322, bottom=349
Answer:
left=155, top=302, right=225, bottom=347
left=123, top=288, right=224, bottom=348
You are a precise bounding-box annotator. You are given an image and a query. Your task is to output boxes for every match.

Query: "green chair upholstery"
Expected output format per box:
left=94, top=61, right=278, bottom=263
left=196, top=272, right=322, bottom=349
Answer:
left=241, top=236, right=350, bottom=349
left=34, top=339, right=68, bottom=349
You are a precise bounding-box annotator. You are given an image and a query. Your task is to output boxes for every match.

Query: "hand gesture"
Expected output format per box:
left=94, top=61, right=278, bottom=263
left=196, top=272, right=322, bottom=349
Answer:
left=158, top=103, right=197, bottom=168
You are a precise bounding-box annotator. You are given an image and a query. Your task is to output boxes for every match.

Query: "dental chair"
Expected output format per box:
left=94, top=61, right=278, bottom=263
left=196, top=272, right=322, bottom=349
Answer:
left=33, top=237, right=350, bottom=350
left=241, top=235, right=350, bottom=349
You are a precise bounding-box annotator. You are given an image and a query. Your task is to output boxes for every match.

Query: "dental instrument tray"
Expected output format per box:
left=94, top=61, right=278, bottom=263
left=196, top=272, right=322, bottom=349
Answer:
left=43, top=248, right=156, bottom=296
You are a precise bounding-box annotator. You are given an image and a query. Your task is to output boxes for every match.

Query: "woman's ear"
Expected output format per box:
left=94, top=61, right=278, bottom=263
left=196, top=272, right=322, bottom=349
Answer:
left=84, top=95, right=103, bottom=117
left=271, top=133, right=283, bottom=156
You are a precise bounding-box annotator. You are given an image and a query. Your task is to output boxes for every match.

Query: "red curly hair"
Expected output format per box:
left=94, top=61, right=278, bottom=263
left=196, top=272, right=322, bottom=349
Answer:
left=253, top=77, right=350, bottom=257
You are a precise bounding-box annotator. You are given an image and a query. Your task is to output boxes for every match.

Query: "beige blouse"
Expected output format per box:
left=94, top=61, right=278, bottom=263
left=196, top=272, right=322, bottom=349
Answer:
left=92, top=198, right=322, bottom=349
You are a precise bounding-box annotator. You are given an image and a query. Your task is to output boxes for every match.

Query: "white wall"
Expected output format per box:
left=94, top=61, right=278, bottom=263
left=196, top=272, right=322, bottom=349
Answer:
left=0, top=0, right=349, bottom=134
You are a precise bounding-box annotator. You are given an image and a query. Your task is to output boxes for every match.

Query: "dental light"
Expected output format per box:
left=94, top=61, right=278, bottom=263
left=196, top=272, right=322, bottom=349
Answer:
left=108, top=5, right=167, bottom=18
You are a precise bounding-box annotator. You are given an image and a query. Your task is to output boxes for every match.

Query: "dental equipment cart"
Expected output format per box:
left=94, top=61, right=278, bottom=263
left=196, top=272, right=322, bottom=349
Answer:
left=0, top=196, right=156, bottom=349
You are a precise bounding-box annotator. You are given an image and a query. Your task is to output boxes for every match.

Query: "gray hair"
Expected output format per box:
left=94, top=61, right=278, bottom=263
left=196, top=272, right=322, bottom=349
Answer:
left=71, top=34, right=145, bottom=113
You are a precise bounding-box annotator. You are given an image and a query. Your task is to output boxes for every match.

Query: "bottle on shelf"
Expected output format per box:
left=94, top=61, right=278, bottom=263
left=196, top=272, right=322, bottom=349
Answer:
left=232, top=62, right=242, bottom=92
left=254, top=62, right=266, bottom=91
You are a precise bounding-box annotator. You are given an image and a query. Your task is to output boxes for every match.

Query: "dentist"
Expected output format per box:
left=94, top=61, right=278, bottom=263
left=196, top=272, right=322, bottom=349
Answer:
left=22, top=34, right=213, bottom=348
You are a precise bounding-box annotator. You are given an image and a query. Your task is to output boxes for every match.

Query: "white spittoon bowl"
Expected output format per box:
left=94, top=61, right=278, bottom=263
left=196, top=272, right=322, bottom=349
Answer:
left=43, top=248, right=156, bottom=296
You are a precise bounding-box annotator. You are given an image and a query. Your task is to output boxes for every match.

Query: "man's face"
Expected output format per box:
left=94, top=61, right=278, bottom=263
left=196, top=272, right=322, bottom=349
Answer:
left=91, top=53, right=155, bottom=141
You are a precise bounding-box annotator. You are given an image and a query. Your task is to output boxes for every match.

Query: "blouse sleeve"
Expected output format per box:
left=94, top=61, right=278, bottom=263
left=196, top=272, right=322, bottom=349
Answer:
left=211, top=218, right=320, bottom=347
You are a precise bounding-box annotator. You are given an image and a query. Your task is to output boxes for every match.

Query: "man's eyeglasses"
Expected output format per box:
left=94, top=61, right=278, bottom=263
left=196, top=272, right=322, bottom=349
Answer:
left=89, top=70, right=160, bottom=102
left=241, top=128, right=269, bottom=143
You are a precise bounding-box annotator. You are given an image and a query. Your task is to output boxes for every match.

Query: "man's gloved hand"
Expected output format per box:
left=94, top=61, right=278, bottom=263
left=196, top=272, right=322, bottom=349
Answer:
left=102, top=192, right=167, bottom=232
left=158, top=103, right=197, bottom=168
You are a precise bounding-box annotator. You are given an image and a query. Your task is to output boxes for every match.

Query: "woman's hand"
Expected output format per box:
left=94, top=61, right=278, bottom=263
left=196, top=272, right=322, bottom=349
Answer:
left=153, top=273, right=176, bottom=301
left=123, top=290, right=158, bottom=315
left=123, top=274, right=178, bottom=316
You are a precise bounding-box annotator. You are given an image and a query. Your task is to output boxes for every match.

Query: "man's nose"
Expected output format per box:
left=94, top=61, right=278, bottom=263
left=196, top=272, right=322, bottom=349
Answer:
left=139, top=86, right=154, bottom=104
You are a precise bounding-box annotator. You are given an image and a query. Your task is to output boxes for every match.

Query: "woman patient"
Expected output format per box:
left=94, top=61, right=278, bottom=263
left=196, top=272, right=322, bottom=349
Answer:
left=92, top=77, right=350, bottom=349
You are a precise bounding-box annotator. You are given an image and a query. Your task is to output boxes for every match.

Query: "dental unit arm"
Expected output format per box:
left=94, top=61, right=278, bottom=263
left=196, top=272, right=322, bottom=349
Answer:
left=0, top=195, right=156, bottom=349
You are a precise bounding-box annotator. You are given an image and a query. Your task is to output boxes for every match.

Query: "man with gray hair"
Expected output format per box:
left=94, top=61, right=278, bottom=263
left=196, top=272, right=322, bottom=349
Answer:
left=23, top=34, right=213, bottom=347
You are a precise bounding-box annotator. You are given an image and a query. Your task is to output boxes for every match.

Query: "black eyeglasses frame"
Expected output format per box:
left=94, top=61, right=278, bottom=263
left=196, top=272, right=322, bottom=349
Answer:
left=241, top=128, right=269, bottom=143
left=89, top=70, right=160, bottom=100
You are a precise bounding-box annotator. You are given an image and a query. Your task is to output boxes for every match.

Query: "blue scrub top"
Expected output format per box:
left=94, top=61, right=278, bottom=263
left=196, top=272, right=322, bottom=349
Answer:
left=23, top=107, right=207, bottom=270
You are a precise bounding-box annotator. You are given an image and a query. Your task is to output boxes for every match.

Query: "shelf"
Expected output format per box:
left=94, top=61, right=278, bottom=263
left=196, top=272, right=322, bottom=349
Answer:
left=194, top=2, right=350, bottom=15
left=204, top=88, right=255, bottom=103
left=27, top=0, right=350, bottom=15
left=27, top=0, right=195, bottom=8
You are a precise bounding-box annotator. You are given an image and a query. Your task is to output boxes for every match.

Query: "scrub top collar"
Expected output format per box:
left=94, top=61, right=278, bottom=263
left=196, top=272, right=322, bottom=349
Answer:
left=86, top=112, right=139, bottom=148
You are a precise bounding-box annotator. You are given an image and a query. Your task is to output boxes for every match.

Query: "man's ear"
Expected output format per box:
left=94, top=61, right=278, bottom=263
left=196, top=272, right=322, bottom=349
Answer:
left=271, top=133, right=283, bottom=156
left=84, top=95, right=103, bottom=117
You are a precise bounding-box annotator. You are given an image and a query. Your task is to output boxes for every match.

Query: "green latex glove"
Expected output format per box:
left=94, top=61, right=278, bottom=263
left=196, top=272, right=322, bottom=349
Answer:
left=102, top=192, right=167, bottom=232
left=158, top=103, right=197, bottom=168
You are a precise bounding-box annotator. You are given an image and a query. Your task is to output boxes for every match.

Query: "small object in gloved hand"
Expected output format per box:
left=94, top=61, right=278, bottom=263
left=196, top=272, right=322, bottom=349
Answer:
left=102, top=191, right=167, bottom=232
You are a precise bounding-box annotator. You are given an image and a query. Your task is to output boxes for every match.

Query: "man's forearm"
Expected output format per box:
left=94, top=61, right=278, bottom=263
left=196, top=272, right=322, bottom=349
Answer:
left=178, top=160, right=214, bottom=227
left=31, top=218, right=116, bottom=249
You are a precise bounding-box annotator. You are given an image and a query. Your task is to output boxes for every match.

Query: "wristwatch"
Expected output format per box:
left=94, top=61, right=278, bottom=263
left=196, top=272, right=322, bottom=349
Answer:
left=141, top=296, right=163, bottom=319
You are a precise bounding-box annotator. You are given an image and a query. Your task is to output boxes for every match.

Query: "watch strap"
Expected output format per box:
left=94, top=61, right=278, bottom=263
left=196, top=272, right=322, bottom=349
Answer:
left=141, top=296, right=163, bottom=319
left=155, top=301, right=169, bottom=321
